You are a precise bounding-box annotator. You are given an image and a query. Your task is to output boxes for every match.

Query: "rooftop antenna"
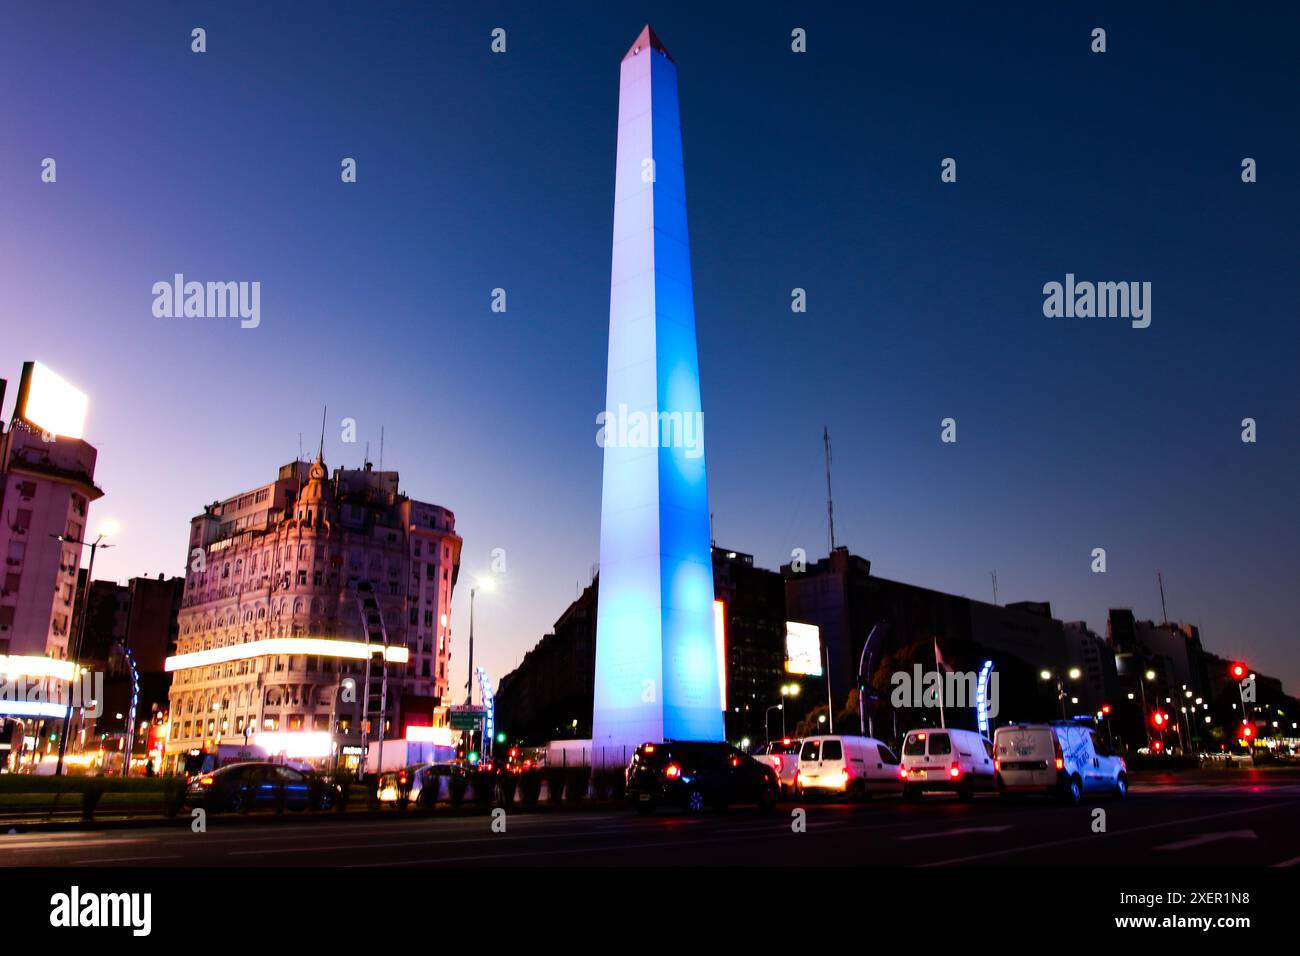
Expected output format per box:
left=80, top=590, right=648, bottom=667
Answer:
left=318, top=405, right=327, bottom=460
left=823, top=426, right=836, bottom=553
left=1158, top=570, right=1169, bottom=625
left=379, top=426, right=385, bottom=472
left=364, top=441, right=370, bottom=467
left=990, top=570, right=999, bottom=606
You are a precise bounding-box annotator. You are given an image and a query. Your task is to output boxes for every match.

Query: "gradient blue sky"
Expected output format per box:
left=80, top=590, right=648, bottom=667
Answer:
left=3, top=3, right=1297, bottom=692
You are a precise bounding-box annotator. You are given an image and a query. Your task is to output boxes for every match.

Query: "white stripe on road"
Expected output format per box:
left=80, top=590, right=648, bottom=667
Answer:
left=898, top=825, right=1014, bottom=841
left=922, top=799, right=1299, bottom=866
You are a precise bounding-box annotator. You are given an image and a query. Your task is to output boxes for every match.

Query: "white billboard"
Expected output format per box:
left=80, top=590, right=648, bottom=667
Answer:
left=785, top=621, right=823, bottom=676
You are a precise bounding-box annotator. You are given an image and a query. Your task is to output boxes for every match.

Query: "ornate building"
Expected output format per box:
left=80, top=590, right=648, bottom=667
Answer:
left=164, top=456, right=461, bottom=771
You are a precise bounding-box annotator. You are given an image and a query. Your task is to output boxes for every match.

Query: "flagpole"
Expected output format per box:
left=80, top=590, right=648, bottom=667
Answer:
left=935, top=637, right=946, bottom=730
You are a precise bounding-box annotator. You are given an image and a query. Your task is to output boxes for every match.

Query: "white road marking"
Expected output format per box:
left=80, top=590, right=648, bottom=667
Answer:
left=898, top=825, right=1015, bottom=841
left=1155, top=829, right=1257, bottom=851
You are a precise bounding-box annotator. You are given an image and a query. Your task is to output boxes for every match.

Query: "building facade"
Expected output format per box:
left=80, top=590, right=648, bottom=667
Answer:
left=164, top=457, right=461, bottom=772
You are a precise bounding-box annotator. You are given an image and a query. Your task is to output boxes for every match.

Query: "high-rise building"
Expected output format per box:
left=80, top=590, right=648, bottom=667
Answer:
left=163, top=456, right=461, bottom=772
left=0, top=366, right=102, bottom=770
left=592, top=25, right=723, bottom=765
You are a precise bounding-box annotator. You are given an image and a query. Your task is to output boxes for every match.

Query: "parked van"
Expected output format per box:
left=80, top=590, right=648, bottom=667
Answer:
left=899, top=728, right=995, bottom=800
left=994, top=722, right=1127, bottom=802
left=795, top=735, right=903, bottom=799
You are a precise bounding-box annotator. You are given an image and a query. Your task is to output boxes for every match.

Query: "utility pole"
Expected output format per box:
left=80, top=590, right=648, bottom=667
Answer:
left=54, top=531, right=112, bottom=776
left=990, top=570, right=999, bottom=606
left=823, top=426, right=836, bottom=554
left=1158, top=570, right=1169, bottom=625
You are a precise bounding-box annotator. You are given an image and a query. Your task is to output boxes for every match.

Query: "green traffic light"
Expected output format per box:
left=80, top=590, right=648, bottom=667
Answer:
left=495, top=732, right=506, bottom=743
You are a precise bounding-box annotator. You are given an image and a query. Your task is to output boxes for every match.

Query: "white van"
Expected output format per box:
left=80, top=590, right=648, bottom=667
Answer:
left=751, top=737, right=802, bottom=793
left=899, top=728, right=996, bottom=800
left=794, top=735, right=903, bottom=799
left=994, top=722, right=1127, bottom=802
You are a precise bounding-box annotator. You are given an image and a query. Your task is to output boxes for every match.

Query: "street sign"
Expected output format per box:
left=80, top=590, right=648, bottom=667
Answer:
left=448, top=706, right=486, bottom=730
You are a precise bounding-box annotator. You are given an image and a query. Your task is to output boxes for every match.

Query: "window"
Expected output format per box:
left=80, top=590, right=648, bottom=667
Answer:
left=821, top=739, right=843, bottom=761
left=903, top=734, right=927, bottom=756
left=14, top=509, right=32, bottom=533
left=927, top=733, right=951, bottom=756
left=800, top=740, right=821, bottom=762
left=876, top=744, right=899, bottom=765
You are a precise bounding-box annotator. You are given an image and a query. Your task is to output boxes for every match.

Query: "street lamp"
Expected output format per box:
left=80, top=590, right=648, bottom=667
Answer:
left=1039, top=668, right=1077, bottom=720
left=764, top=704, right=783, bottom=742
left=52, top=522, right=116, bottom=776
left=779, top=683, right=800, bottom=738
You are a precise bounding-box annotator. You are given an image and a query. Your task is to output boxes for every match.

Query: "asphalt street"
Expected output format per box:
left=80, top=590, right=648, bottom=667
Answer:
left=4, top=775, right=1299, bottom=867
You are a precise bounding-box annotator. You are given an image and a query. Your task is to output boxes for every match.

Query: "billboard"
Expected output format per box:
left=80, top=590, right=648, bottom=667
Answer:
left=14, top=361, right=88, bottom=439
left=785, top=622, right=823, bottom=676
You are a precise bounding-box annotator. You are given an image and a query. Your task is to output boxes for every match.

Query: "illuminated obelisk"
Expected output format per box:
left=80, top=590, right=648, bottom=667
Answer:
left=592, top=25, right=723, bottom=766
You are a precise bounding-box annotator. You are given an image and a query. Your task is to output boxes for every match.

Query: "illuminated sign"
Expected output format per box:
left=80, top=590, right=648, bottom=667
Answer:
left=406, top=724, right=455, bottom=746
left=785, top=622, right=823, bottom=676
left=165, top=637, right=408, bottom=672
left=0, top=655, right=81, bottom=681
left=15, top=361, right=88, bottom=439
left=713, top=599, right=727, bottom=712
left=254, top=730, right=332, bottom=758
left=976, top=660, right=994, bottom=735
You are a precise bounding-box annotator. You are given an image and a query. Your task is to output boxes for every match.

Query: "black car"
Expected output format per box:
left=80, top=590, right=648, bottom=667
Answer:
left=184, top=761, right=339, bottom=813
left=625, top=741, right=779, bottom=815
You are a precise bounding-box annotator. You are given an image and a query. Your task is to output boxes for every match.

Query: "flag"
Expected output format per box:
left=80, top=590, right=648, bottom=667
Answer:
left=934, top=637, right=950, bottom=673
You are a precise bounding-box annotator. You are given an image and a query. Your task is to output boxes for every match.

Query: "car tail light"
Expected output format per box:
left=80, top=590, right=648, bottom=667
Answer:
left=795, top=771, right=802, bottom=787
left=899, top=766, right=908, bottom=780
left=994, top=759, right=1000, bottom=771
left=664, top=763, right=681, bottom=779
left=948, top=763, right=962, bottom=779
left=1053, top=734, right=1064, bottom=771
left=398, top=773, right=408, bottom=785
left=773, top=756, right=783, bottom=773
left=199, top=775, right=214, bottom=787
left=1054, top=757, right=1064, bottom=770
left=644, top=744, right=656, bottom=754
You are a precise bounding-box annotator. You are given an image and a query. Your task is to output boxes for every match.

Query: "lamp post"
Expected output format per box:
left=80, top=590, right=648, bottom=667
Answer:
left=463, top=577, right=495, bottom=761
left=1139, top=669, right=1156, bottom=750
left=779, top=683, right=800, bottom=738
left=764, top=704, right=783, bottom=743
left=52, top=525, right=115, bottom=776
left=1039, top=667, right=1080, bottom=721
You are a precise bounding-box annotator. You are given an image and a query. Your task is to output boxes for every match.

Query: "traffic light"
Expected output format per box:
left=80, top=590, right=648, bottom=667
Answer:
left=1230, top=662, right=1249, bottom=681
left=495, top=732, right=506, bottom=744
left=1151, top=711, right=1166, bottom=729
left=467, top=750, right=480, bottom=766
left=1240, top=723, right=1255, bottom=740
left=1101, top=704, right=1112, bottom=716
left=1152, top=740, right=1164, bottom=752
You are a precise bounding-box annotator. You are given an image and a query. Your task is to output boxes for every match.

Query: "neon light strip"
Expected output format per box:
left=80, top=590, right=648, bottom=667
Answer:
left=0, top=700, right=69, bottom=718
left=164, top=637, right=409, bottom=672
left=0, top=656, right=80, bottom=681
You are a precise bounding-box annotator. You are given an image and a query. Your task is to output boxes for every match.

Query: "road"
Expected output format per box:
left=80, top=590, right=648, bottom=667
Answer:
left=4, top=775, right=1300, bottom=867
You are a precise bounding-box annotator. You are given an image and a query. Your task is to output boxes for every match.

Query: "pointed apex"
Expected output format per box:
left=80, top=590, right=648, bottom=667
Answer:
left=623, top=24, right=673, bottom=63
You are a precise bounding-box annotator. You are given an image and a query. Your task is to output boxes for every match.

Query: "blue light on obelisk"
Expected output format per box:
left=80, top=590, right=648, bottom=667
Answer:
left=592, top=25, right=723, bottom=765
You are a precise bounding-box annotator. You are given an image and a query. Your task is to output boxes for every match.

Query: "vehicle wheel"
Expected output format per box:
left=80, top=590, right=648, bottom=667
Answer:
left=684, top=787, right=706, bottom=814
left=1062, top=775, right=1083, bottom=804
left=757, top=784, right=778, bottom=813
left=1114, top=774, right=1128, bottom=799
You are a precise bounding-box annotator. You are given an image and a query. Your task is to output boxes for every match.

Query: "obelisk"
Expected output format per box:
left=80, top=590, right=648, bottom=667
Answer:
left=592, top=25, right=723, bottom=766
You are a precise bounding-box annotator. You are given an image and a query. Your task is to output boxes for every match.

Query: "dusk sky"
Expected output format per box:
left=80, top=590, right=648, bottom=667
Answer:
left=3, top=3, right=1297, bottom=693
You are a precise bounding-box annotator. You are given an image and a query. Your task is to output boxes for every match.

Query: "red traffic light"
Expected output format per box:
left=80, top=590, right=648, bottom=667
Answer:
left=1152, top=711, right=1166, bottom=728
left=1240, top=723, right=1255, bottom=739
left=1230, top=662, right=1249, bottom=681
left=1101, top=704, right=1112, bottom=715
left=1152, top=740, right=1164, bottom=752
